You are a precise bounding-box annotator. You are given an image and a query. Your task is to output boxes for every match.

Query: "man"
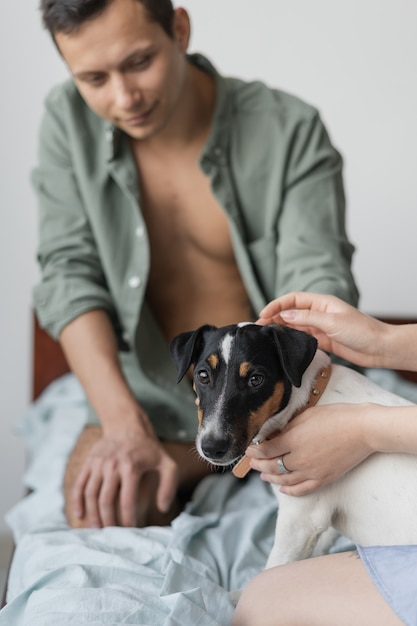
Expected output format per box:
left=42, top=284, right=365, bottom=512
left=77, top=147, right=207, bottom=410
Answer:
left=33, top=0, right=359, bottom=530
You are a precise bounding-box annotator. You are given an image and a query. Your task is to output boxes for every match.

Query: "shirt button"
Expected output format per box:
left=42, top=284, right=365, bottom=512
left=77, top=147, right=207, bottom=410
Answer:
left=135, top=226, right=144, bottom=237
left=126, top=173, right=137, bottom=190
left=105, top=128, right=114, bottom=142
left=213, top=146, right=222, bottom=157
left=128, top=276, right=141, bottom=288
left=122, top=331, right=130, bottom=344
left=177, top=429, right=187, bottom=440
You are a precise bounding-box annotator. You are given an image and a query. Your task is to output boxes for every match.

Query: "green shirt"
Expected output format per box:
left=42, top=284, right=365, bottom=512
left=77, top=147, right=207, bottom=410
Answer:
left=32, top=54, right=359, bottom=440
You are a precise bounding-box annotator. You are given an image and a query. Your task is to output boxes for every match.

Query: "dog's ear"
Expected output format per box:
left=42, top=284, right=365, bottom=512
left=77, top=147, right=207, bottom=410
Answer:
left=169, top=325, right=217, bottom=383
left=266, top=324, right=318, bottom=388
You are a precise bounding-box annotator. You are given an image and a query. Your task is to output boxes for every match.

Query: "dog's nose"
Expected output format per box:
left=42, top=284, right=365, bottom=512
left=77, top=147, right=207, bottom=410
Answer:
left=201, top=436, right=232, bottom=462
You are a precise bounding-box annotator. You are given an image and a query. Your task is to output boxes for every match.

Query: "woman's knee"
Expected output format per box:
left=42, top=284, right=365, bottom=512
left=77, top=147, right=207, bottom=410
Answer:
left=232, top=568, right=295, bottom=626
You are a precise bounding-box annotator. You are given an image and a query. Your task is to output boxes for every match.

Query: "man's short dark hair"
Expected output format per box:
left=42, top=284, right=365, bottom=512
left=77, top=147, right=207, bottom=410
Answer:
left=40, top=0, right=175, bottom=38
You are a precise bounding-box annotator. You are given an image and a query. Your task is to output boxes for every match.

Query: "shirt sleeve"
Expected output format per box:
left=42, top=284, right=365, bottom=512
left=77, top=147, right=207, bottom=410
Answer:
left=275, top=111, right=359, bottom=307
left=32, top=90, right=117, bottom=339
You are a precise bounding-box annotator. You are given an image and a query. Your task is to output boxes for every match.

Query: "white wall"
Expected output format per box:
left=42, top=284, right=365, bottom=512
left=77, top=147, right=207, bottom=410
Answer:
left=1, top=0, right=416, bottom=535
left=0, top=0, right=69, bottom=537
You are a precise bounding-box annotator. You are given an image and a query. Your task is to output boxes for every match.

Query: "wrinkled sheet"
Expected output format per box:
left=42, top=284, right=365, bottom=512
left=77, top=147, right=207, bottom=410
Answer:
left=2, top=369, right=417, bottom=625
left=1, top=375, right=276, bottom=625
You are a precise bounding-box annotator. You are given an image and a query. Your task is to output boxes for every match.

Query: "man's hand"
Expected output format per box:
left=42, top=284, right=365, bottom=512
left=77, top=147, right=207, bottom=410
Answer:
left=66, top=424, right=178, bottom=528
left=59, top=310, right=180, bottom=528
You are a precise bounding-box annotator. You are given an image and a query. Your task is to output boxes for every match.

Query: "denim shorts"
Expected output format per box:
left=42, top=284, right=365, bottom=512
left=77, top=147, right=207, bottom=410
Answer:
left=358, top=545, right=417, bottom=626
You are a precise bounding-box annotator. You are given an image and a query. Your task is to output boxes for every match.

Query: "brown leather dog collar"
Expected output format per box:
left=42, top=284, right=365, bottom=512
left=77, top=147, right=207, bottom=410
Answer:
left=232, top=364, right=332, bottom=478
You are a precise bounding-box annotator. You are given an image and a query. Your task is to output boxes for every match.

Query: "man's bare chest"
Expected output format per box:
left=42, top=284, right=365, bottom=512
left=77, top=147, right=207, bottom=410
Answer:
left=137, top=155, right=234, bottom=265
left=129, top=145, right=254, bottom=338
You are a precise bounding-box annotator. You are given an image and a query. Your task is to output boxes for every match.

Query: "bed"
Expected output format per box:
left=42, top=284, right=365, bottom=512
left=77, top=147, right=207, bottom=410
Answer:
left=1, top=314, right=417, bottom=625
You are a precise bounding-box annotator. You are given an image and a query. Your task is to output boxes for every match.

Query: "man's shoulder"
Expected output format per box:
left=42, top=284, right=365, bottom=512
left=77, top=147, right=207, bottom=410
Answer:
left=44, top=78, right=83, bottom=109
left=43, top=79, right=100, bottom=129
left=40, top=79, right=105, bottom=148
left=226, top=75, right=319, bottom=125
left=192, top=55, right=319, bottom=126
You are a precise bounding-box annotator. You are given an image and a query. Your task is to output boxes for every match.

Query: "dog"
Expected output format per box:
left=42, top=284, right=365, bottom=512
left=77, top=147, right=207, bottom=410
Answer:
left=170, top=322, right=417, bottom=568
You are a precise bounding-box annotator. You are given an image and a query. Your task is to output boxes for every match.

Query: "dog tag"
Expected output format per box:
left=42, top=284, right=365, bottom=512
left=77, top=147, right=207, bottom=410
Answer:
left=232, top=455, right=251, bottom=478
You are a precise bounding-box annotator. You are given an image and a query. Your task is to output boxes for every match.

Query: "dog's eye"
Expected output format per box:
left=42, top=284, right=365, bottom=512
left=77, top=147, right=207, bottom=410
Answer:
left=248, top=374, right=264, bottom=388
left=196, top=369, right=210, bottom=384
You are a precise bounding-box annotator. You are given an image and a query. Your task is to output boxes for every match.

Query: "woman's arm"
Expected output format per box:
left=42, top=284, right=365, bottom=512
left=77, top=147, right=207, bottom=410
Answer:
left=247, top=403, right=417, bottom=496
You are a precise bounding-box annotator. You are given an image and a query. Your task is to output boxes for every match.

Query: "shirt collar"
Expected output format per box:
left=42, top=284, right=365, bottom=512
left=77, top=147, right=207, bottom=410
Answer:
left=104, top=122, right=120, bottom=162
left=188, top=54, right=232, bottom=168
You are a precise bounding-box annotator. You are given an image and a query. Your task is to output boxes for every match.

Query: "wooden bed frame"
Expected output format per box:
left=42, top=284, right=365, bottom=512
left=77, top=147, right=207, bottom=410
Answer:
left=33, top=314, right=71, bottom=400
left=2, top=312, right=416, bottom=608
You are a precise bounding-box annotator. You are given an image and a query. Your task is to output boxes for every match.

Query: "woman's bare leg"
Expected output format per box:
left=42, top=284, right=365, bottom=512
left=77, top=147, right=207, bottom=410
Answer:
left=233, top=551, right=403, bottom=626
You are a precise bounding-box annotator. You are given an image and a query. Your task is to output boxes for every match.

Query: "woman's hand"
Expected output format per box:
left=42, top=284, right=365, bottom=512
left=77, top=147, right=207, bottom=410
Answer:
left=258, top=292, right=389, bottom=369
left=245, top=403, right=374, bottom=496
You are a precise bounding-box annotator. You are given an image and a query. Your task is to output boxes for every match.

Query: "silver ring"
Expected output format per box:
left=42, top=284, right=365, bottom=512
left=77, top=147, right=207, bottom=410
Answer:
left=277, top=455, right=291, bottom=474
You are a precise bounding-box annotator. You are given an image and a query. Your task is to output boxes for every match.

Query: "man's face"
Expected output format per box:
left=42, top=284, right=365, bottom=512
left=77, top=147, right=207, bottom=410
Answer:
left=55, top=0, right=189, bottom=140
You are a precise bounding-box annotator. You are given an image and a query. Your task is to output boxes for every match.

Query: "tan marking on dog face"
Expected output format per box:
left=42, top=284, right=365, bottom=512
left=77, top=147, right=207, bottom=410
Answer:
left=239, top=362, right=251, bottom=378
left=193, top=382, right=200, bottom=408
left=207, top=354, right=219, bottom=369
left=247, top=382, right=285, bottom=443
left=197, top=406, right=203, bottom=426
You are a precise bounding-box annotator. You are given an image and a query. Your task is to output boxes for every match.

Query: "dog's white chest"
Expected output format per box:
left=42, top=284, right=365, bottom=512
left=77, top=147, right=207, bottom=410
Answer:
left=266, top=357, right=417, bottom=569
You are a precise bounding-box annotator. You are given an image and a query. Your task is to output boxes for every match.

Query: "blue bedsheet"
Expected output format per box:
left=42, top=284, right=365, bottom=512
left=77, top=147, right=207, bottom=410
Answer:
left=3, top=369, right=417, bottom=625
left=1, top=375, right=276, bottom=625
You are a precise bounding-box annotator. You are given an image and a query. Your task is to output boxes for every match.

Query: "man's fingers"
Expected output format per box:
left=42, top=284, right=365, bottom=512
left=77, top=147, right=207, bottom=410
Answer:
left=99, top=466, right=122, bottom=527
left=84, top=469, right=103, bottom=528
left=119, top=465, right=141, bottom=527
left=156, top=457, right=178, bottom=513
left=71, top=463, right=90, bottom=520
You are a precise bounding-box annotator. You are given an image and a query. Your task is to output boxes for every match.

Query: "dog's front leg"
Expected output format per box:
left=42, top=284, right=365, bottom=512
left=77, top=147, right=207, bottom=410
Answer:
left=266, top=488, right=332, bottom=569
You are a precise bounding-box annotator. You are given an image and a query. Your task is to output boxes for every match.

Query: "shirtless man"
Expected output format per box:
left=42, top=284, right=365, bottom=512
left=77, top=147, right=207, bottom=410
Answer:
left=34, top=0, right=359, bottom=529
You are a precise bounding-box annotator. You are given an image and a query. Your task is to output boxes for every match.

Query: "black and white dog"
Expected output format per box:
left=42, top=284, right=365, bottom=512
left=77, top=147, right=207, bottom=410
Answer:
left=170, top=322, right=417, bottom=568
